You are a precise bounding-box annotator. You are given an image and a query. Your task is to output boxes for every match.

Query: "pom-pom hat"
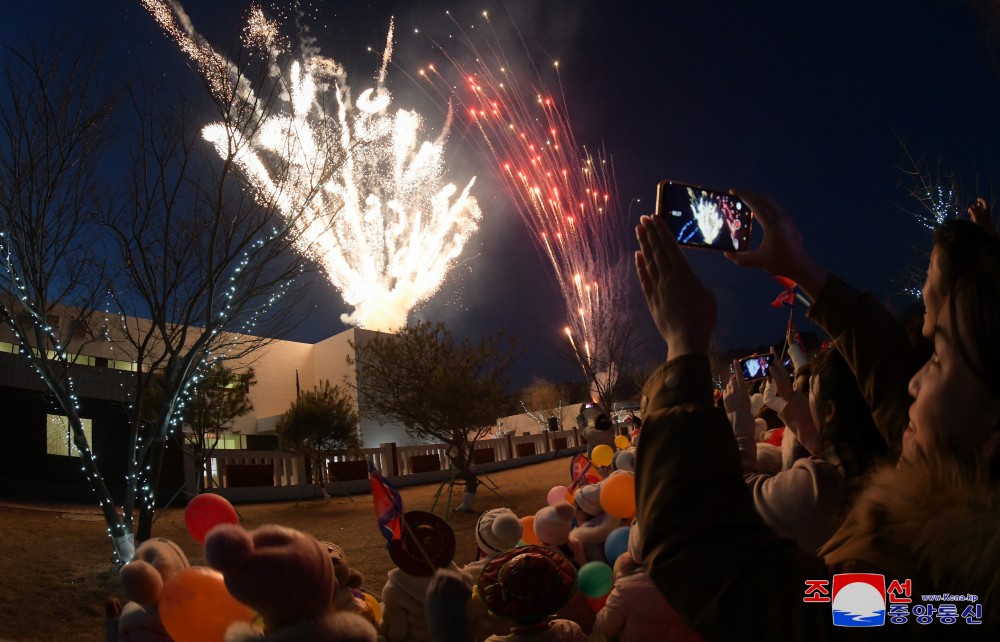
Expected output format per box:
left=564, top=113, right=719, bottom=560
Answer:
left=478, top=545, right=578, bottom=623
left=534, top=502, right=574, bottom=546
left=204, top=523, right=333, bottom=629
left=574, top=483, right=603, bottom=517
left=388, top=510, right=456, bottom=577
left=476, top=508, right=523, bottom=555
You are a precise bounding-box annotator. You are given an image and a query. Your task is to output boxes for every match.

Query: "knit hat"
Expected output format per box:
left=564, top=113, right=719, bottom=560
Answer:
left=475, top=508, right=523, bottom=556
left=574, top=483, right=603, bottom=517
left=388, top=510, right=456, bottom=577
left=478, top=545, right=578, bottom=623
left=321, top=541, right=364, bottom=590
left=204, top=524, right=334, bottom=630
left=533, top=502, right=575, bottom=546
left=614, top=448, right=636, bottom=472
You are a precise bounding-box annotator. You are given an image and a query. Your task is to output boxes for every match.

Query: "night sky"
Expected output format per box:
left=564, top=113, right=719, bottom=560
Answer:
left=4, top=1, right=1000, bottom=389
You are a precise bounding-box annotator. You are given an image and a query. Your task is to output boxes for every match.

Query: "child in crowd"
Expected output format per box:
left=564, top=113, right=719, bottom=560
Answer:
left=425, top=546, right=586, bottom=642
left=594, top=522, right=703, bottom=642
left=381, top=510, right=462, bottom=642
left=462, top=508, right=523, bottom=641
left=571, top=482, right=628, bottom=564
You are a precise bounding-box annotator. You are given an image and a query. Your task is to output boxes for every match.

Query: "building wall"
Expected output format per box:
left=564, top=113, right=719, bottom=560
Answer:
left=229, top=338, right=315, bottom=435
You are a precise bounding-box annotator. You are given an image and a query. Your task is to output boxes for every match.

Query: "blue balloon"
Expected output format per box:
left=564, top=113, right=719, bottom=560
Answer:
left=604, top=526, right=630, bottom=564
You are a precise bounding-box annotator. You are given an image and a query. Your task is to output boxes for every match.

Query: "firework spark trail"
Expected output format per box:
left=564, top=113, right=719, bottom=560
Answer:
left=140, top=1, right=482, bottom=331
left=420, top=11, right=628, bottom=377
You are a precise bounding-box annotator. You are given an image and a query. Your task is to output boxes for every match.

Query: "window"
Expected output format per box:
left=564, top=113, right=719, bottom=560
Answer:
left=46, top=415, right=93, bottom=457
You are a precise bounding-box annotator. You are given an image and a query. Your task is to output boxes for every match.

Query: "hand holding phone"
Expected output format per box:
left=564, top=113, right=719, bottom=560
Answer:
left=769, top=347, right=794, bottom=401
left=655, top=180, right=753, bottom=251
left=738, top=353, right=774, bottom=381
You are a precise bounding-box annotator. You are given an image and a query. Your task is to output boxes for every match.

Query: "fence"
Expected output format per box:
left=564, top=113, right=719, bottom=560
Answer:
left=193, top=428, right=585, bottom=502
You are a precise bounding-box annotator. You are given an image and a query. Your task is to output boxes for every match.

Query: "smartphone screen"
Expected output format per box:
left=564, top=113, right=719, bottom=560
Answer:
left=739, top=354, right=774, bottom=381
left=655, top=180, right=752, bottom=251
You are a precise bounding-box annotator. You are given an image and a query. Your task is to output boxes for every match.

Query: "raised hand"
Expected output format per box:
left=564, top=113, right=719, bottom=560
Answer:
left=725, top=190, right=828, bottom=300
left=635, top=214, right=716, bottom=358
left=768, top=347, right=794, bottom=401
left=968, top=197, right=997, bottom=238
left=724, top=371, right=751, bottom=415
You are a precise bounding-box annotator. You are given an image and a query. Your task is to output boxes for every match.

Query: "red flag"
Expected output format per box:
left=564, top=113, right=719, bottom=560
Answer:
left=771, top=289, right=795, bottom=308
left=568, top=453, right=593, bottom=492
left=369, top=462, right=403, bottom=545
left=773, top=276, right=797, bottom=290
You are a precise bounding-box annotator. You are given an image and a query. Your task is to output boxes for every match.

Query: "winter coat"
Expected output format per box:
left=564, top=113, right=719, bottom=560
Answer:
left=806, top=274, right=925, bottom=458
left=381, top=564, right=460, bottom=642
left=484, top=619, right=587, bottom=642
left=731, top=398, right=849, bottom=553
left=460, top=560, right=514, bottom=642
left=570, top=512, right=625, bottom=564
left=582, top=425, right=616, bottom=459
left=594, top=565, right=703, bottom=642
left=637, top=354, right=1000, bottom=640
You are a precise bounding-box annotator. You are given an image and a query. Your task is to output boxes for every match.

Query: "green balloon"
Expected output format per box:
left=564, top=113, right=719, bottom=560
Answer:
left=578, top=561, right=613, bottom=598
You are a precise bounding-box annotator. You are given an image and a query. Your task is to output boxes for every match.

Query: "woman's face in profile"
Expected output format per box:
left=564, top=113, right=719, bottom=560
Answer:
left=921, top=245, right=945, bottom=340
left=904, top=298, right=1000, bottom=464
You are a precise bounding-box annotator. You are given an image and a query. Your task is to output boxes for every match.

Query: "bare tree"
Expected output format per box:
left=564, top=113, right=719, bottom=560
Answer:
left=519, top=377, right=570, bottom=430
left=105, top=72, right=334, bottom=540
left=557, top=301, right=647, bottom=417
left=349, top=321, right=519, bottom=511
left=0, top=35, right=138, bottom=561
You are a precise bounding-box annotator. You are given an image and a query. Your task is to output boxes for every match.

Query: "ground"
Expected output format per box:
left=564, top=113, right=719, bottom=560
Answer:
left=0, top=456, right=574, bottom=642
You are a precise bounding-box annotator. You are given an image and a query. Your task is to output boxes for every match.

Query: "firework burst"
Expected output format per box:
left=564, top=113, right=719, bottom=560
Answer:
left=140, top=1, right=482, bottom=331
left=420, top=11, right=629, bottom=380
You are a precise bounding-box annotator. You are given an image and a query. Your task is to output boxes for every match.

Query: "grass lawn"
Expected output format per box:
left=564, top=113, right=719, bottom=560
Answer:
left=0, top=456, right=573, bottom=642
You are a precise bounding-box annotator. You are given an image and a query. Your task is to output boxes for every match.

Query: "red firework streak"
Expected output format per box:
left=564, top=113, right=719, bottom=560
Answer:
left=421, top=16, right=629, bottom=380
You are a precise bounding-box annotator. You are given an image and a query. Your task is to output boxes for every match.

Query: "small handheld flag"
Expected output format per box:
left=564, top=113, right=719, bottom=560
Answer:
left=369, top=462, right=403, bottom=546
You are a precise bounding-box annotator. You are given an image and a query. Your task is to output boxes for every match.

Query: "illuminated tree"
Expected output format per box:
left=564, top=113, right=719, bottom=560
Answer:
left=0, top=34, right=134, bottom=561
left=519, top=377, right=570, bottom=430
left=105, top=72, right=334, bottom=540
left=349, top=321, right=519, bottom=511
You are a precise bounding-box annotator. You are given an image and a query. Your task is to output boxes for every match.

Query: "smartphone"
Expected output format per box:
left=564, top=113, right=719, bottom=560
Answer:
left=655, top=180, right=752, bottom=251
left=738, top=353, right=774, bottom=381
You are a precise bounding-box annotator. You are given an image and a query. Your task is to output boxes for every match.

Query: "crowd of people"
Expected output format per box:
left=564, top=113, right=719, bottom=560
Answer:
left=104, top=194, right=999, bottom=640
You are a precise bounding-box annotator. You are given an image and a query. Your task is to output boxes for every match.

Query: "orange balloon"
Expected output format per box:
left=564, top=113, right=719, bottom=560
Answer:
left=599, top=473, right=636, bottom=519
left=519, top=515, right=542, bottom=546
left=160, top=567, right=255, bottom=642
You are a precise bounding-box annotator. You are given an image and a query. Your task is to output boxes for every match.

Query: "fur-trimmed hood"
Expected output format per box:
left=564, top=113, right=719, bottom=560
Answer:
left=821, top=454, right=1000, bottom=633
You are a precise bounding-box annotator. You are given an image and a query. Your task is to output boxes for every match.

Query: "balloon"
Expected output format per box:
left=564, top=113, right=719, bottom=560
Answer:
left=600, top=473, right=636, bottom=519
left=185, top=493, right=239, bottom=544
left=604, top=526, right=630, bottom=564
left=519, top=516, right=541, bottom=546
left=591, top=445, right=614, bottom=467
left=363, top=592, right=382, bottom=627
left=614, top=435, right=630, bottom=450
left=577, top=561, right=613, bottom=598
left=547, top=485, right=570, bottom=507
left=587, top=593, right=609, bottom=612
left=160, top=567, right=255, bottom=642
left=585, top=471, right=603, bottom=484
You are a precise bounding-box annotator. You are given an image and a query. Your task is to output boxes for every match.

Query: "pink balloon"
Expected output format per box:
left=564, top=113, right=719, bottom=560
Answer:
left=184, top=493, right=239, bottom=544
left=547, top=485, right=570, bottom=507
